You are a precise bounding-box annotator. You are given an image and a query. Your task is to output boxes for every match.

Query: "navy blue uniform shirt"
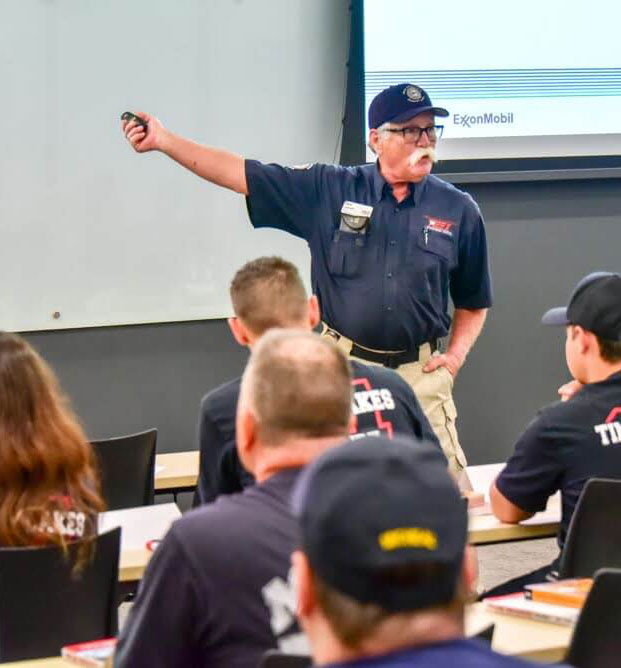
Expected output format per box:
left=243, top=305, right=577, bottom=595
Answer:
left=322, top=638, right=549, bottom=667
left=245, top=160, right=492, bottom=351
left=496, top=370, right=621, bottom=549
left=115, top=469, right=305, bottom=668
left=193, top=360, right=441, bottom=506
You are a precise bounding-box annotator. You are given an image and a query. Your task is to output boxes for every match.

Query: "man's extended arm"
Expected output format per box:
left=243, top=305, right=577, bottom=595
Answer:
left=123, top=112, right=248, bottom=194
left=424, top=307, right=487, bottom=377
left=489, top=480, right=535, bottom=523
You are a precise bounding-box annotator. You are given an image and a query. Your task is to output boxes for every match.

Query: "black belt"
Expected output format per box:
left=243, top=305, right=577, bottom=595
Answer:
left=350, top=340, right=439, bottom=369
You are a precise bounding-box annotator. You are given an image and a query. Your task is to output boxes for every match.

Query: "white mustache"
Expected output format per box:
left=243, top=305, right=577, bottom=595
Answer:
left=408, top=147, right=437, bottom=166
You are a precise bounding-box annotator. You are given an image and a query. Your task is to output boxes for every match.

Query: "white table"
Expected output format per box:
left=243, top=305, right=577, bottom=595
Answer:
left=466, top=464, right=561, bottom=545
left=99, top=503, right=181, bottom=582
left=466, top=602, right=573, bottom=662
left=154, top=451, right=199, bottom=492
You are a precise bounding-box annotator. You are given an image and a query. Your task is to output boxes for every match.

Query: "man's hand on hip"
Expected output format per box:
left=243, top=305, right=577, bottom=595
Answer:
left=423, top=351, right=462, bottom=378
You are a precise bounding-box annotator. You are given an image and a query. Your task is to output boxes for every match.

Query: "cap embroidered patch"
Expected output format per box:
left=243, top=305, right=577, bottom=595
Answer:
left=404, top=85, right=424, bottom=102
left=379, top=527, right=438, bottom=551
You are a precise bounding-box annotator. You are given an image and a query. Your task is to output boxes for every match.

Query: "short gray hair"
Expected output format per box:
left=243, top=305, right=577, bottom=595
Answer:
left=368, top=122, right=394, bottom=155
left=241, top=330, right=352, bottom=445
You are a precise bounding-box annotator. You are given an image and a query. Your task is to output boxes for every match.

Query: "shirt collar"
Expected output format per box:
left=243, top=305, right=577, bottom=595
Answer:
left=372, top=161, right=428, bottom=206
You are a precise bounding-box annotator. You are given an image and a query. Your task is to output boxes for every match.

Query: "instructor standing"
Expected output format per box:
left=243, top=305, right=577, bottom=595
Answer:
left=122, top=83, right=491, bottom=472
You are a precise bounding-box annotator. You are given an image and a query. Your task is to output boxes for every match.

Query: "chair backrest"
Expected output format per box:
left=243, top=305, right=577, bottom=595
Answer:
left=91, top=429, right=157, bottom=510
left=260, top=650, right=312, bottom=668
left=565, top=568, right=621, bottom=668
left=0, top=527, right=120, bottom=662
left=558, top=478, right=621, bottom=579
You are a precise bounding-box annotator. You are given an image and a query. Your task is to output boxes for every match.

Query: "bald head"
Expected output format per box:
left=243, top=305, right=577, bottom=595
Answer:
left=239, top=330, right=353, bottom=446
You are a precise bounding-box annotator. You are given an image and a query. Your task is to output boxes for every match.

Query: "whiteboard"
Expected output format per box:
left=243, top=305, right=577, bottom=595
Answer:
left=0, top=0, right=349, bottom=331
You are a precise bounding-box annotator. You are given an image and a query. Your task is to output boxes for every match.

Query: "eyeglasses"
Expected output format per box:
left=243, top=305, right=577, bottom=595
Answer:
left=383, top=125, right=444, bottom=143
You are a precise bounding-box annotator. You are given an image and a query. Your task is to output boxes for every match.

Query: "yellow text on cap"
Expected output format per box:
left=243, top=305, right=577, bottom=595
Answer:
left=378, top=527, right=438, bottom=551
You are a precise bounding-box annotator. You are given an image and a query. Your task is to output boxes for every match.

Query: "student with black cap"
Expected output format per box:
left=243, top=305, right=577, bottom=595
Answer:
left=121, top=83, right=492, bottom=475
left=487, top=272, right=621, bottom=596
left=291, top=436, right=542, bottom=667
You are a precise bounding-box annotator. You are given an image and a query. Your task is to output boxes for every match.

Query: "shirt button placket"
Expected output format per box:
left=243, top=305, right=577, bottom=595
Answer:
left=385, top=210, right=399, bottom=317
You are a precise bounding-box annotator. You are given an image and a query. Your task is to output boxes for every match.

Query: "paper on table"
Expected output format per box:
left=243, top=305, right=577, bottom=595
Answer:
left=465, top=463, right=561, bottom=525
left=465, top=463, right=504, bottom=502
left=98, top=503, right=181, bottom=551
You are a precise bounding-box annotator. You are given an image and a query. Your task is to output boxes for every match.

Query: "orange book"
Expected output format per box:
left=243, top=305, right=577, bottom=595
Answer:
left=524, top=578, right=592, bottom=608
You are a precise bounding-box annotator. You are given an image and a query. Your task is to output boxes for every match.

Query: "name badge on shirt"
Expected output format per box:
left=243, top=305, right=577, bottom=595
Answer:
left=340, top=201, right=373, bottom=234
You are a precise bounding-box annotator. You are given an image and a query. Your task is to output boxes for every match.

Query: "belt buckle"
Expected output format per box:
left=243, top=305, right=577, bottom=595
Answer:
left=325, top=328, right=340, bottom=343
left=384, top=353, right=400, bottom=369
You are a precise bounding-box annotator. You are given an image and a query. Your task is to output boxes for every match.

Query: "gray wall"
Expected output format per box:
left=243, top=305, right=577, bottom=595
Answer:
left=23, top=176, right=621, bottom=464
left=1, top=0, right=347, bottom=332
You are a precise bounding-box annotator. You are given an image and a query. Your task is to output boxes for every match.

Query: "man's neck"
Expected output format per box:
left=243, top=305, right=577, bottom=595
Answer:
left=253, top=434, right=348, bottom=483
left=310, top=610, right=464, bottom=666
left=377, top=161, right=423, bottom=204
left=581, top=360, right=621, bottom=385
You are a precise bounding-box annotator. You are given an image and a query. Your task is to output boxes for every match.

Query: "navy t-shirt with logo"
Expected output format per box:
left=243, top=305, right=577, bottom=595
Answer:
left=194, top=360, right=442, bottom=506
left=321, top=638, right=555, bottom=667
left=496, top=370, right=621, bottom=548
left=245, top=160, right=492, bottom=351
left=115, top=469, right=307, bottom=668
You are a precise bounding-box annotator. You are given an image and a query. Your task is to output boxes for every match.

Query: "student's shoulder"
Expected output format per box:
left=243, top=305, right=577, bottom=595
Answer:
left=535, top=389, right=602, bottom=427
left=167, top=493, right=255, bottom=557
left=426, top=174, right=481, bottom=213
left=200, top=376, right=242, bottom=413
left=177, top=482, right=287, bottom=536
left=429, top=639, right=554, bottom=667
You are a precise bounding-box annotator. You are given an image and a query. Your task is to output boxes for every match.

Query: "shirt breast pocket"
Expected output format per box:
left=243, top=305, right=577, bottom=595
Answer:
left=329, top=230, right=374, bottom=278
left=413, top=231, right=457, bottom=270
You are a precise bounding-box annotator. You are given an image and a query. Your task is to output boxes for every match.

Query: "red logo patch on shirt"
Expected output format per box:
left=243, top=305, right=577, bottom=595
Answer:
left=425, top=217, right=455, bottom=237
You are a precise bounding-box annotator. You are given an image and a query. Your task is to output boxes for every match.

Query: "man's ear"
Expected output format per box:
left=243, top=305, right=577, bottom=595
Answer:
left=348, top=413, right=357, bottom=435
left=308, top=295, right=321, bottom=330
left=236, top=404, right=258, bottom=474
left=292, top=550, right=316, bottom=618
left=368, top=129, right=382, bottom=156
left=228, top=317, right=252, bottom=347
left=582, top=328, right=599, bottom=356
left=573, top=325, right=591, bottom=355
left=461, top=545, right=478, bottom=597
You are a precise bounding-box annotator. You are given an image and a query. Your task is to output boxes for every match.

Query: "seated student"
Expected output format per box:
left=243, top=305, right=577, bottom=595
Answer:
left=0, top=332, right=104, bottom=568
left=292, top=436, right=543, bottom=667
left=115, top=330, right=354, bottom=668
left=194, top=256, right=440, bottom=505
left=488, top=272, right=621, bottom=595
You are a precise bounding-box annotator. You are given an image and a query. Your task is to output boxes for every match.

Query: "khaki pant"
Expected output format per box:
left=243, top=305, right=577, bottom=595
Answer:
left=323, top=328, right=467, bottom=474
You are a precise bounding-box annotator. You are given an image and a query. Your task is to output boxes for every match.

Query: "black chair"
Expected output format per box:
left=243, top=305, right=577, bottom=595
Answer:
left=558, top=478, right=621, bottom=579
left=565, top=568, right=621, bottom=668
left=260, top=650, right=312, bottom=668
left=0, top=527, right=120, bottom=662
left=91, top=429, right=157, bottom=510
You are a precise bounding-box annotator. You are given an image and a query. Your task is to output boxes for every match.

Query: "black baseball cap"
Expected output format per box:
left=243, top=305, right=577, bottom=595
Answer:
left=368, top=84, right=449, bottom=130
left=541, top=272, right=621, bottom=341
left=291, top=436, right=467, bottom=612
